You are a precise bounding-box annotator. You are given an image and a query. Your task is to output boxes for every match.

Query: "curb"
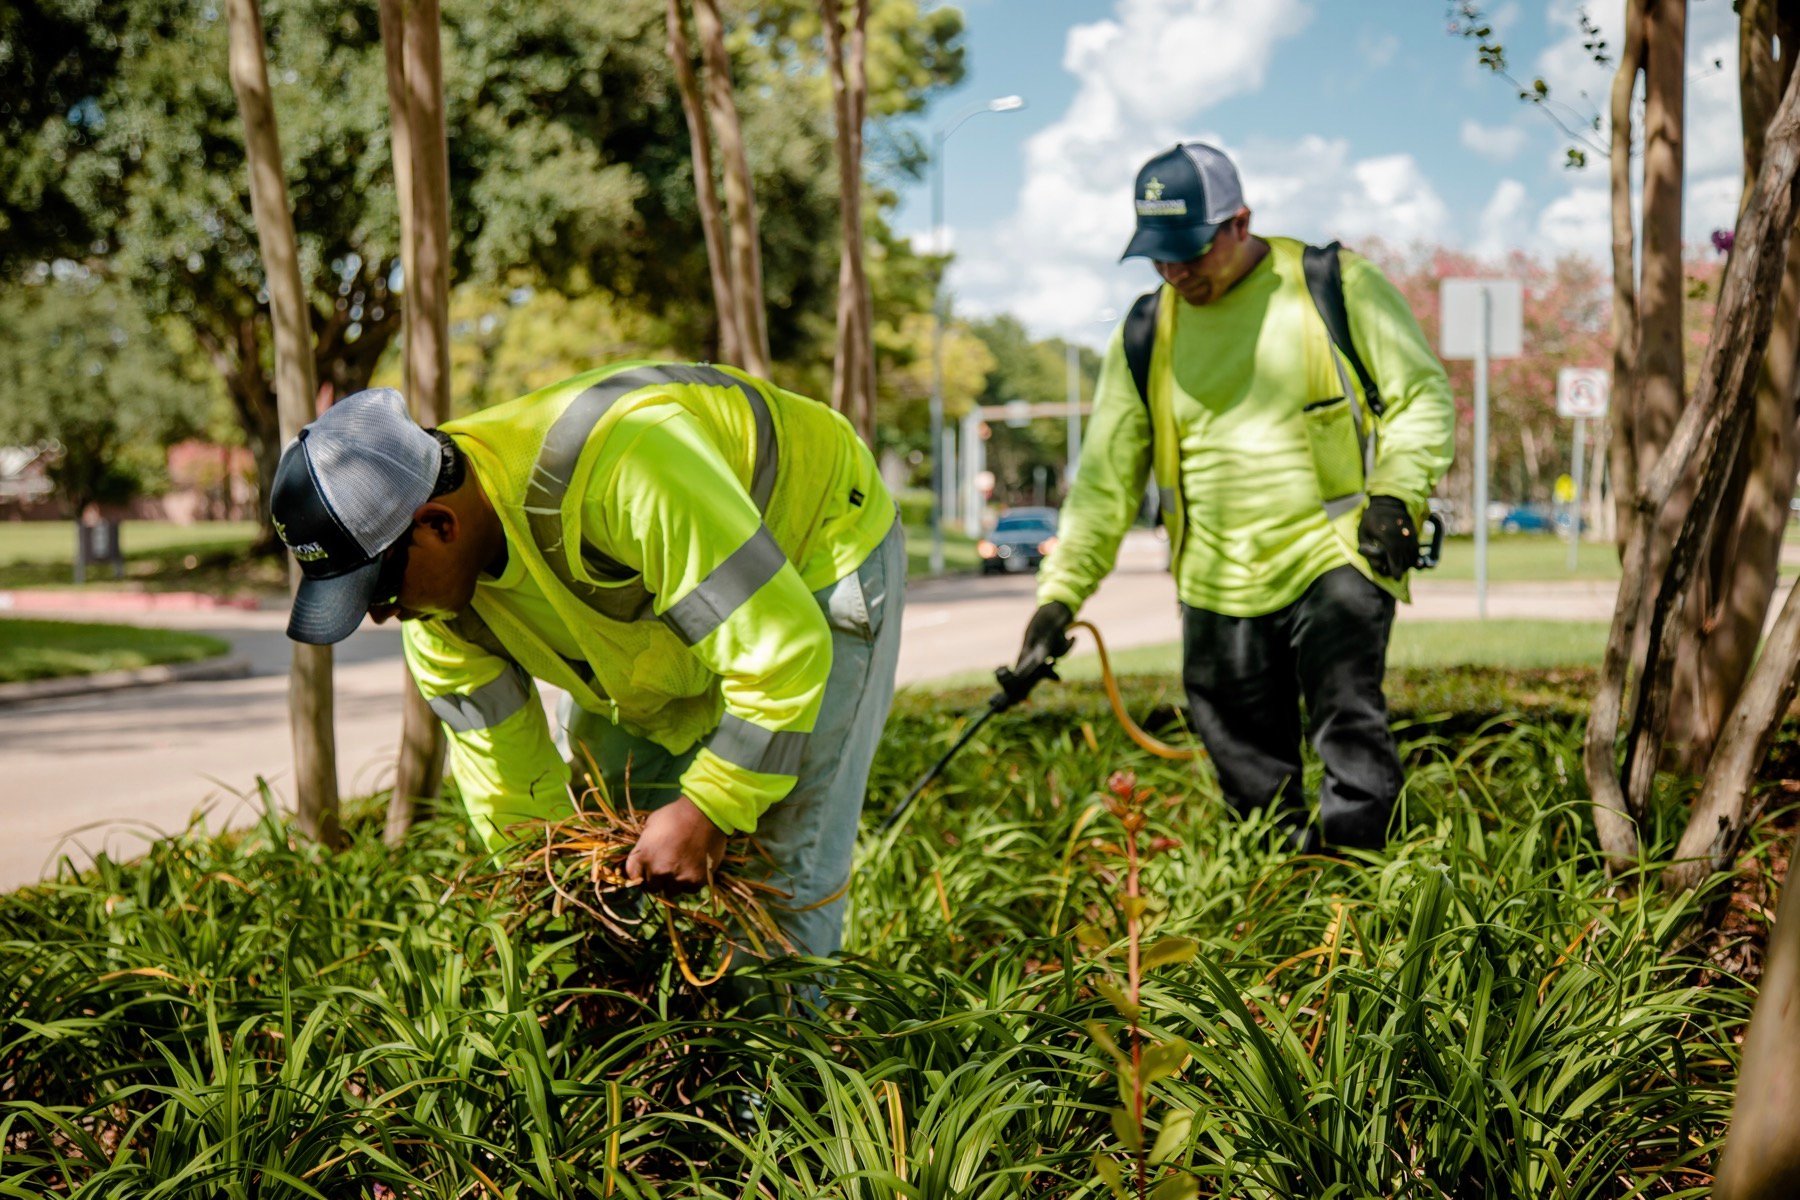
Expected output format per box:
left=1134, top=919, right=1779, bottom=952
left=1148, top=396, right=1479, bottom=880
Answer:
left=0, top=653, right=254, bottom=706
left=0, top=591, right=265, bottom=614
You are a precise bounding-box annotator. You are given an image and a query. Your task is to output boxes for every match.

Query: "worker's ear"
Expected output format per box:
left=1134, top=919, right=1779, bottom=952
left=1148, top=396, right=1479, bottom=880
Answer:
left=412, top=501, right=459, bottom=544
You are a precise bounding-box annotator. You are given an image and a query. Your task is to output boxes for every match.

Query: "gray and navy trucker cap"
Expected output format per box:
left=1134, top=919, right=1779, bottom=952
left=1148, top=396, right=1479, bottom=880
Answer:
left=268, top=388, right=441, bottom=645
left=1120, top=142, right=1245, bottom=263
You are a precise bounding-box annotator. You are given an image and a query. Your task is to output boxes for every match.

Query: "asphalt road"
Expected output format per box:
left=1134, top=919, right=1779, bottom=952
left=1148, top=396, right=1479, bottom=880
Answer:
left=0, top=530, right=1616, bottom=889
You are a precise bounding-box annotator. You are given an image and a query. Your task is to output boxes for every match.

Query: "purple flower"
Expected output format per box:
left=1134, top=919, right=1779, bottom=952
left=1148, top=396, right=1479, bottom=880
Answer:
left=1712, top=229, right=1735, bottom=254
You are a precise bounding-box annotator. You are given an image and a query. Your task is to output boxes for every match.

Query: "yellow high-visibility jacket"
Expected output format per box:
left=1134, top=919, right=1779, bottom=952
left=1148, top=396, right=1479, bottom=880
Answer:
left=401, top=361, right=893, bottom=846
left=1040, top=238, right=1454, bottom=618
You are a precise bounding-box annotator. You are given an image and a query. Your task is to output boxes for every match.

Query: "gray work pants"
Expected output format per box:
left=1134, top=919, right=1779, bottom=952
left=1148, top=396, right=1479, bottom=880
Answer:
left=566, top=522, right=905, bottom=958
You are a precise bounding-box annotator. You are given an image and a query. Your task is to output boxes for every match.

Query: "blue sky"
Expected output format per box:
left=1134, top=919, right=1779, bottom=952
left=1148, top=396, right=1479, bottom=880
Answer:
left=887, top=0, right=1743, bottom=344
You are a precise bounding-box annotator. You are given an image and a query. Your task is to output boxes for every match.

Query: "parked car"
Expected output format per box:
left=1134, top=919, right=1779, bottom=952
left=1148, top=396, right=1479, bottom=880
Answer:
left=1498, top=504, right=1557, bottom=534
left=979, top=506, right=1059, bottom=575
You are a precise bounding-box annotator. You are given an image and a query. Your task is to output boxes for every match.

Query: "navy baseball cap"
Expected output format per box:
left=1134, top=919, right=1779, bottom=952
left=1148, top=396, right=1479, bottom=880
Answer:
left=268, top=388, right=441, bottom=645
left=1120, top=142, right=1246, bottom=263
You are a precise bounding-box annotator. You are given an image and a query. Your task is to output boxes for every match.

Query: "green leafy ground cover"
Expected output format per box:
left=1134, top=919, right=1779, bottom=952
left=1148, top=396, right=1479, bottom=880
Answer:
left=0, top=669, right=1770, bottom=1197
left=0, top=618, right=230, bottom=683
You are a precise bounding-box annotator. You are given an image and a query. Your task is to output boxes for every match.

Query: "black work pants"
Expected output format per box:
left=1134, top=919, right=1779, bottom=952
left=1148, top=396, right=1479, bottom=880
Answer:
left=1180, top=565, right=1402, bottom=850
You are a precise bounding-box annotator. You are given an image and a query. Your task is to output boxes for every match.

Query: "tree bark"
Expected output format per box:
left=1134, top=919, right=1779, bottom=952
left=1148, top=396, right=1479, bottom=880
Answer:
left=1665, top=0, right=1800, bottom=774
left=381, top=0, right=453, bottom=843
left=1607, top=0, right=1645, bottom=555
left=848, top=0, right=876, bottom=442
left=666, top=0, right=741, bottom=365
left=1657, top=19, right=1800, bottom=892
left=1633, top=0, right=1687, bottom=509
left=1586, top=0, right=1649, bottom=864
left=224, top=0, right=341, bottom=848
left=1714, top=814, right=1800, bottom=1197
left=692, top=0, right=769, bottom=376
left=822, top=0, right=876, bottom=444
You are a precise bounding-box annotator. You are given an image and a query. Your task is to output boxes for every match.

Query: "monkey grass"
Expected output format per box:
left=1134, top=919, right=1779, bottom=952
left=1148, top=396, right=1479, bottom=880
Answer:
left=0, top=670, right=1774, bottom=1197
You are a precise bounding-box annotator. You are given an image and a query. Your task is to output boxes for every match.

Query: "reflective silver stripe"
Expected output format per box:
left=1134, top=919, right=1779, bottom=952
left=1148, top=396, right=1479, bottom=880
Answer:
left=661, top=525, right=786, bottom=645
left=522, top=364, right=778, bottom=623
left=746, top=381, right=778, bottom=511
left=427, top=663, right=530, bottom=733
left=706, top=712, right=808, bottom=777
left=1323, top=492, right=1367, bottom=521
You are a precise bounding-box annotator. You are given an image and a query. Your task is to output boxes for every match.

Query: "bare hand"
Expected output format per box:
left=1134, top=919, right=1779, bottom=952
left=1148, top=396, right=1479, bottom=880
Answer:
left=624, top=795, right=727, bottom=895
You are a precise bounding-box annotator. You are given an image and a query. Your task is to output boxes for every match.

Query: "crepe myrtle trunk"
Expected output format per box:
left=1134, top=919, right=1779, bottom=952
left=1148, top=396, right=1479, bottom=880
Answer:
left=382, top=0, right=454, bottom=840
left=1661, top=0, right=1800, bottom=773
left=1586, top=38, right=1800, bottom=872
left=692, top=0, right=770, bottom=376
left=224, top=0, right=342, bottom=848
left=666, top=0, right=742, bottom=366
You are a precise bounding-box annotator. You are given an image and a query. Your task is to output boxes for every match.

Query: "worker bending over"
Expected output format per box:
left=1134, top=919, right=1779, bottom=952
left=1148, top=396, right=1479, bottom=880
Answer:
left=270, top=362, right=903, bottom=958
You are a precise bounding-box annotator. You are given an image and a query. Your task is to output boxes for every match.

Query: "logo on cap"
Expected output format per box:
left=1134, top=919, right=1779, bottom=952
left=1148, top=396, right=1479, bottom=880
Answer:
left=1136, top=175, right=1188, bottom=217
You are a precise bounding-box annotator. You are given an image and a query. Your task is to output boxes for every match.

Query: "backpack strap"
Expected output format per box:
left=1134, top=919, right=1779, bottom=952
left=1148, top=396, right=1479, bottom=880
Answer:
left=1122, top=287, right=1161, bottom=407
left=1302, top=241, right=1383, bottom=418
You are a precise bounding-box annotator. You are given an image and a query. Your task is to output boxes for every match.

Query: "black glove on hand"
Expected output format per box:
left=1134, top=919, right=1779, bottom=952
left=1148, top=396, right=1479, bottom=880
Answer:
left=1015, top=601, right=1074, bottom=676
left=1358, top=495, right=1417, bottom=579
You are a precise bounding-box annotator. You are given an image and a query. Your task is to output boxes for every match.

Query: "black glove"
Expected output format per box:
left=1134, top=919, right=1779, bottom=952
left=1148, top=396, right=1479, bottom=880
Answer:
left=1015, top=601, right=1074, bottom=676
left=1357, top=496, right=1417, bottom=579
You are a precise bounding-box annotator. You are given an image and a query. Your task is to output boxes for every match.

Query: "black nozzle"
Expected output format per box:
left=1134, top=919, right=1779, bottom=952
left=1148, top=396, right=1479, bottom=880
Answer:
left=992, top=659, right=1059, bottom=712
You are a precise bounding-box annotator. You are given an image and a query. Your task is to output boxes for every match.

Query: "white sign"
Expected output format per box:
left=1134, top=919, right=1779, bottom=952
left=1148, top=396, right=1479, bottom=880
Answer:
left=1556, top=367, right=1610, bottom=419
left=1440, top=278, right=1524, bottom=360
left=1004, top=399, right=1032, bottom=428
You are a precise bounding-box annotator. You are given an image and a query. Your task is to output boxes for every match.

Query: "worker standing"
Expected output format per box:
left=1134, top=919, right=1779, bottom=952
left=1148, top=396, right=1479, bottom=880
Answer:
left=1015, top=143, right=1454, bottom=852
left=269, top=362, right=903, bottom=959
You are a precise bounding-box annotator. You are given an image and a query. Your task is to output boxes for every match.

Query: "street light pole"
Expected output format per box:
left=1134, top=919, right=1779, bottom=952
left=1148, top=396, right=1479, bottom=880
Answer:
left=929, top=94, right=1023, bottom=575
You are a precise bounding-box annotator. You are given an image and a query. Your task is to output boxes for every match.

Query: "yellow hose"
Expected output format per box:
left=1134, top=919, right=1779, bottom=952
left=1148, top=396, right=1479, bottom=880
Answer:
left=1068, top=619, right=1202, bottom=762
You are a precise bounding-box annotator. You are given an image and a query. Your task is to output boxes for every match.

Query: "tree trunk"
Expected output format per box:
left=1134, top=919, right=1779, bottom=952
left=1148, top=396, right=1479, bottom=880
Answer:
left=1714, top=814, right=1800, bottom=1197
left=1665, top=0, right=1800, bottom=774
left=821, top=0, right=876, bottom=444
left=1657, top=22, right=1800, bottom=892
left=1607, top=0, right=1644, bottom=555
left=666, top=0, right=741, bottom=365
left=1606, top=56, right=1800, bottom=884
left=1633, top=0, right=1687, bottom=513
left=692, top=0, right=769, bottom=376
left=1586, top=0, right=1648, bottom=864
left=847, top=0, right=876, bottom=442
left=382, top=0, right=453, bottom=843
left=224, top=0, right=341, bottom=848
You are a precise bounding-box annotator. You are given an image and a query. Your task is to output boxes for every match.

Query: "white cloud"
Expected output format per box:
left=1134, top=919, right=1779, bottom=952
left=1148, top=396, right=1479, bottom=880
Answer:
left=1358, top=30, right=1399, bottom=69
left=1461, top=118, right=1529, bottom=162
left=1533, top=0, right=1742, bottom=252
left=1687, top=173, right=1741, bottom=244
left=1536, top=184, right=1611, bottom=258
left=1474, top=179, right=1530, bottom=258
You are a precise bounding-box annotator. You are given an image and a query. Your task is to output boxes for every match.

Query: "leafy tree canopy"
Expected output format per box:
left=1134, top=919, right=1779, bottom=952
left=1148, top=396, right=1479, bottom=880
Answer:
left=0, top=270, right=210, bottom=510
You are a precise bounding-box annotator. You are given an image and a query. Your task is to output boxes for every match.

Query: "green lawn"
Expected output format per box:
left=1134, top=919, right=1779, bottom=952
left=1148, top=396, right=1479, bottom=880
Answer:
left=0, top=520, right=259, bottom=567
left=0, top=520, right=281, bottom=595
left=0, top=617, right=230, bottom=683
left=1427, top=534, right=1621, bottom=582
left=904, top=522, right=981, bottom=577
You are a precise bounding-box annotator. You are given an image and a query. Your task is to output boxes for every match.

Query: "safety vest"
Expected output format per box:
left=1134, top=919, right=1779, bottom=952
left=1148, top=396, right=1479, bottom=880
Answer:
left=1131, top=239, right=1385, bottom=580
left=405, top=360, right=892, bottom=839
